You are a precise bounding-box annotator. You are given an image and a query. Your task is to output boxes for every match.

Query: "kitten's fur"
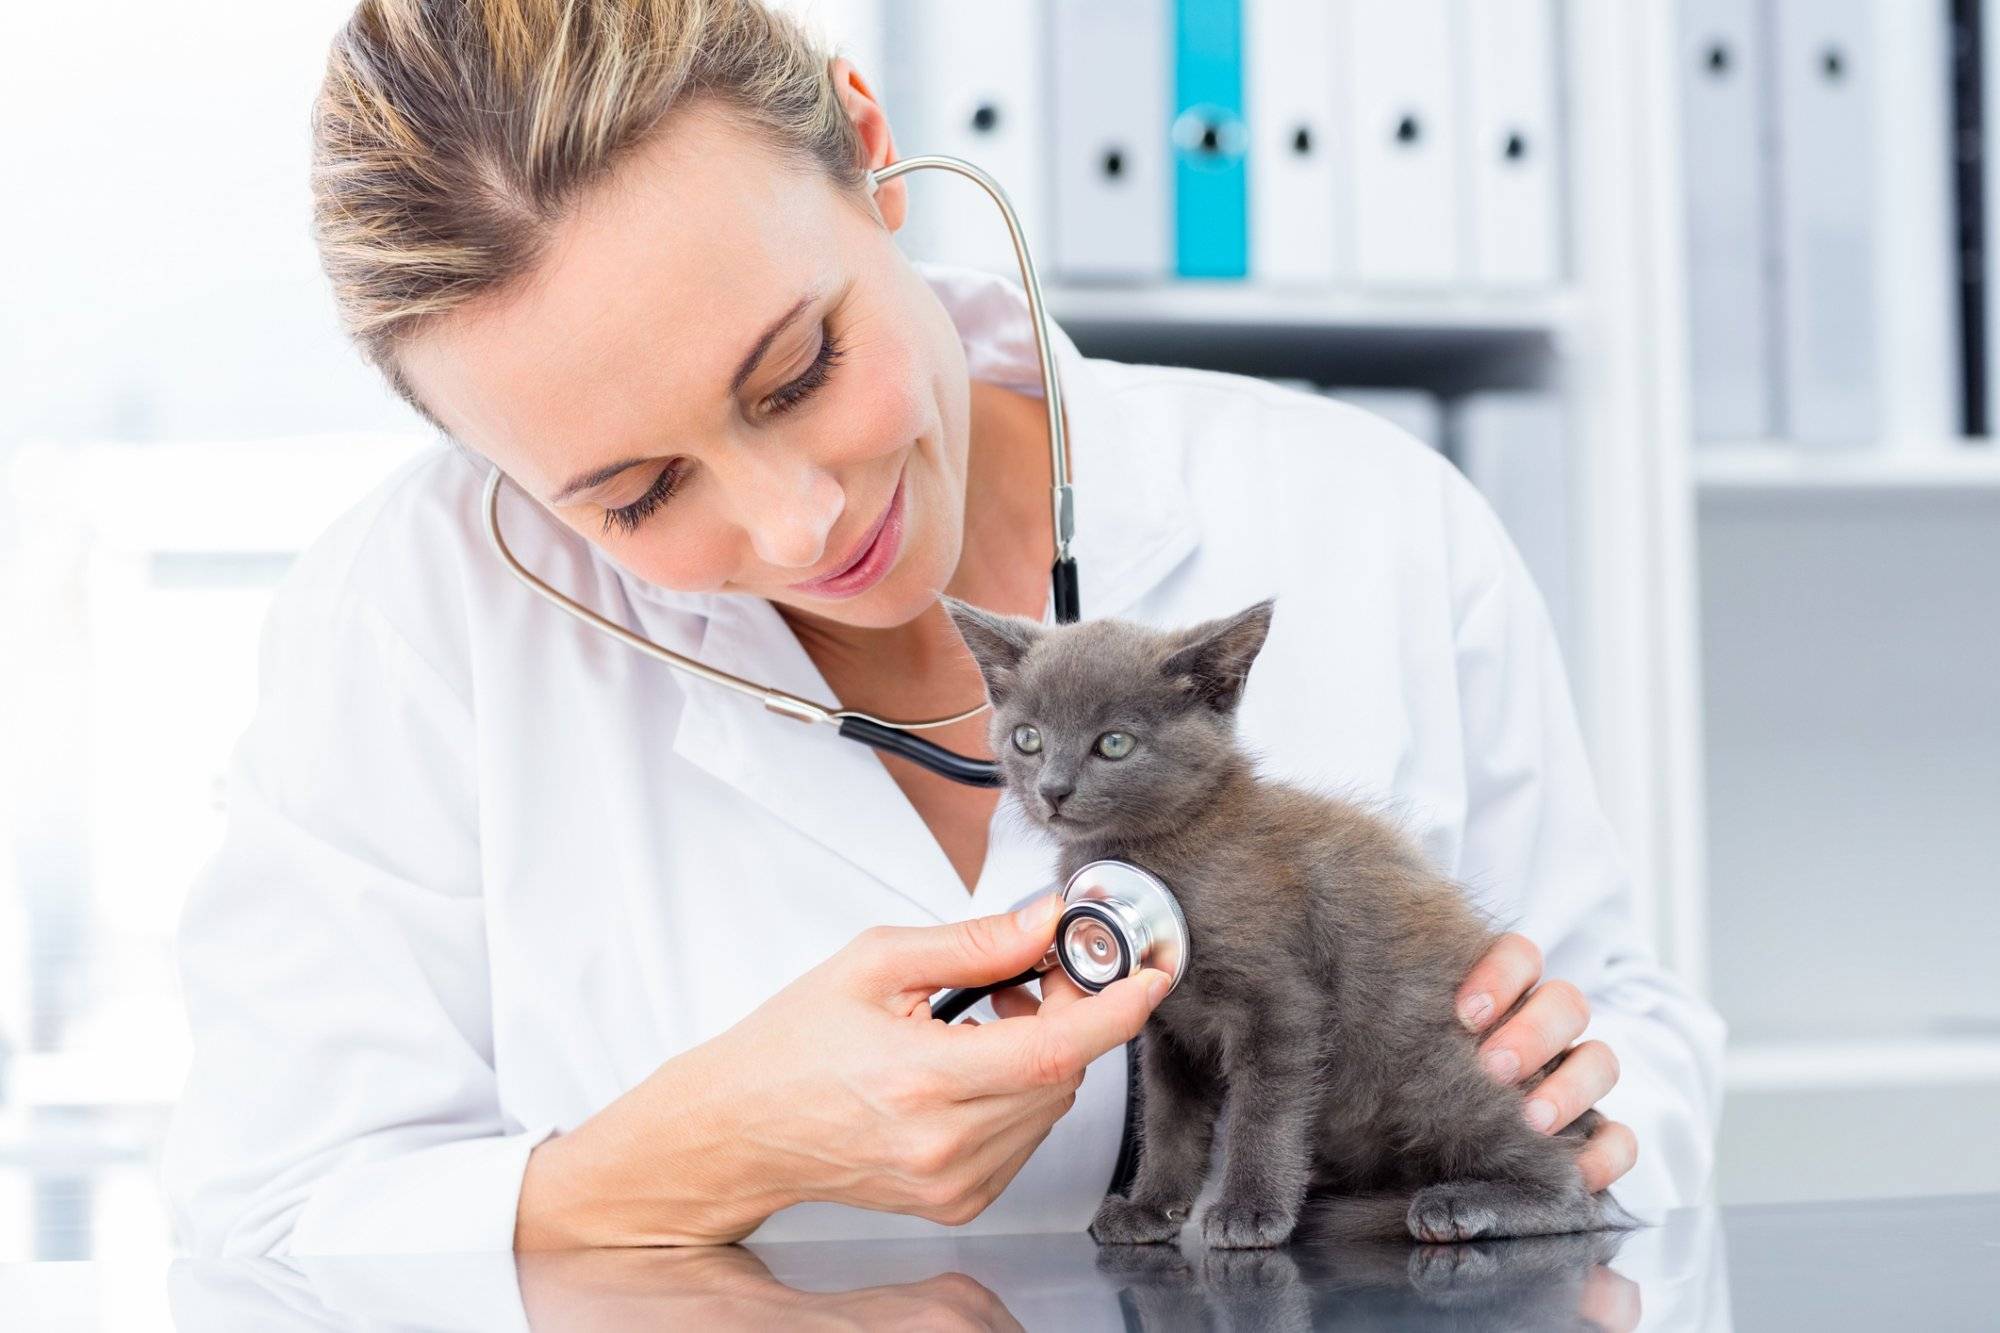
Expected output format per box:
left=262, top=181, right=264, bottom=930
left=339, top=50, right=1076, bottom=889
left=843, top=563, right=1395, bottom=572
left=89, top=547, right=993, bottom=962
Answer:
left=943, top=596, right=1635, bottom=1250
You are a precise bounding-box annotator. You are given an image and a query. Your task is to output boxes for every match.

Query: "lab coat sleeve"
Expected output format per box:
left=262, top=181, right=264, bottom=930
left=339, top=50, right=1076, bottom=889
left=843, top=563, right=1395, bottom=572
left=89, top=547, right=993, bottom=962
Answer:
left=161, top=552, right=555, bottom=1260
left=1438, top=465, right=1727, bottom=1221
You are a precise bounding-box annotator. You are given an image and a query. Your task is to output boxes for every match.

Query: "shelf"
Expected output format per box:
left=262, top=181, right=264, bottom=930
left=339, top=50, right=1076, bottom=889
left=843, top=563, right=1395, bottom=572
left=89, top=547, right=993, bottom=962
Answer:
left=1044, top=281, right=1585, bottom=337
left=1695, top=442, right=2000, bottom=493
left=1727, top=1036, right=2000, bottom=1094
left=1044, top=282, right=1580, bottom=393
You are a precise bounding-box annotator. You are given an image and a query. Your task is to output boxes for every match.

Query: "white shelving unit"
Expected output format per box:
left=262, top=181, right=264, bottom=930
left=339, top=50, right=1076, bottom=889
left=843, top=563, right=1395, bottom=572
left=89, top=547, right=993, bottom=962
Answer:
left=913, top=1, right=2000, bottom=1208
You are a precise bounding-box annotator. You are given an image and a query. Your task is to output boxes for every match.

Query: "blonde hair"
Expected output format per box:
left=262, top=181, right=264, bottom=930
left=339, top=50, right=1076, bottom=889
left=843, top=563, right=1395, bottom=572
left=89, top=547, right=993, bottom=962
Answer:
left=311, top=0, right=867, bottom=413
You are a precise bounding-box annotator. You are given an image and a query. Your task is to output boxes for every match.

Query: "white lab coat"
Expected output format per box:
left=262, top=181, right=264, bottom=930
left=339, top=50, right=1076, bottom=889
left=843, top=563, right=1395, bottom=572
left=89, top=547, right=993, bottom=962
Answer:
left=161, top=260, right=1725, bottom=1260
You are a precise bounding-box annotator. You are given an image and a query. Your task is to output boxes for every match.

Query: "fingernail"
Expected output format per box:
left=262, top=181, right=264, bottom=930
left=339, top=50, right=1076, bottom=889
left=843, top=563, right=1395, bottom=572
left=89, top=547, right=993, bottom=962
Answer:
left=1525, top=1098, right=1556, bottom=1133
left=1015, top=894, right=1060, bottom=931
left=1458, top=992, right=1494, bottom=1031
left=1482, top=1048, right=1520, bottom=1083
left=1143, top=970, right=1170, bottom=1005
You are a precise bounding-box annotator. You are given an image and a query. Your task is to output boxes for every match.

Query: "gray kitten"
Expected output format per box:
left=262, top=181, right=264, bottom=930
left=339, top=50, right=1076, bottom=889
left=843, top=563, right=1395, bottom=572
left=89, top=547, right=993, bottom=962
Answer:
left=943, top=596, right=1636, bottom=1250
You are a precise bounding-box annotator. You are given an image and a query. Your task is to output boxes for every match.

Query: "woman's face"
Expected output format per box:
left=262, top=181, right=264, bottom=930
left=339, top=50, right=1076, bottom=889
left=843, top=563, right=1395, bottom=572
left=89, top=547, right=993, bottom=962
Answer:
left=398, top=72, right=970, bottom=631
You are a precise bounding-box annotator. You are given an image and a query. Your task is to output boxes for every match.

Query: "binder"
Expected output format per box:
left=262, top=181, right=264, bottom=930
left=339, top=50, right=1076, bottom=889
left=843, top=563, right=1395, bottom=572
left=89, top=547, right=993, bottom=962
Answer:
left=1338, top=0, right=1461, bottom=286
left=884, top=2, right=1048, bottom=277
left=1447, top=393, right=1575, bottom=662
left=1769, top=0, right=1881, bottom=444
left=1245, top=0, right=1345, bottom=285
left=1051, top=0, right=1172, bottom=282
left=1172, top=0, right=1249, bottom=278
left=1457, top=0, right=1562, bottom=287
left=1676, top=0, right=1776, bottom=442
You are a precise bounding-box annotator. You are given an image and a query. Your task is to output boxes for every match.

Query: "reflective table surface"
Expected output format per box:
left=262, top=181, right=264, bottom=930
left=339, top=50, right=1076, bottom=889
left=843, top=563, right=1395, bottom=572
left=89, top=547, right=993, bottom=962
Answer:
left=7, top=1193, right=1997, bottom=1330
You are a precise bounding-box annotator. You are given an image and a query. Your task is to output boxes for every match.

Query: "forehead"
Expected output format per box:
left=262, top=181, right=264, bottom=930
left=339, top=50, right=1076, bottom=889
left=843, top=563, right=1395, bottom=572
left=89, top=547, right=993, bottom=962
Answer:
left=397, top=108, right=852, bottom=488
left=1015, top=620, right=1177, bottom=716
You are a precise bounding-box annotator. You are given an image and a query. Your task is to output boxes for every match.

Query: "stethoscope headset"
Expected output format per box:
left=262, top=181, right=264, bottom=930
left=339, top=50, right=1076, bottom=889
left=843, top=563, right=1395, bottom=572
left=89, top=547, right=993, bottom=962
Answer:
left=478, top=154, right=1190, bottom=1017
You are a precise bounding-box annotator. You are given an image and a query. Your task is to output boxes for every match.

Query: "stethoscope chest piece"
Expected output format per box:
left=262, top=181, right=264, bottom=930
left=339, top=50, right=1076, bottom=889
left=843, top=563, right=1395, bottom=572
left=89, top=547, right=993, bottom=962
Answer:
left=1050, top=860, right=1190, bottom=997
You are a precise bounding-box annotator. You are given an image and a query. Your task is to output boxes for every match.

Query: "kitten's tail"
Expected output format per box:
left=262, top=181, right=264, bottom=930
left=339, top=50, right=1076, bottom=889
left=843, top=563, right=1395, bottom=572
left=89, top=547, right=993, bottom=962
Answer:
left=1295, top=1190, right=1640, bottom=1245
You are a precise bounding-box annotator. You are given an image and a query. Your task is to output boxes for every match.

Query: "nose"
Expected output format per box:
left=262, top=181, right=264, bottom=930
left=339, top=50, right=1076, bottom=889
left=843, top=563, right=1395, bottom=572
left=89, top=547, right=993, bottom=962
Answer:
left=726, top=454, right=845, bottom=571
left=1038, top=777, right=1074, bottom=812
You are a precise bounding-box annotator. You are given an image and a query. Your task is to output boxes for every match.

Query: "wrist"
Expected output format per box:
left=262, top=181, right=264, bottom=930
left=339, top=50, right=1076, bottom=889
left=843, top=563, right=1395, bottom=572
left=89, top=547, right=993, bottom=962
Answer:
left=515, top=1042, right=798, bottom=1249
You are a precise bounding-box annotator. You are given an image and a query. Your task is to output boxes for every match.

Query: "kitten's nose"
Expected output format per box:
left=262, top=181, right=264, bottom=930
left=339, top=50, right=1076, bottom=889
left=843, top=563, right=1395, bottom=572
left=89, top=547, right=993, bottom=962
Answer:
left=1038, top=778, right=1074, bottom=812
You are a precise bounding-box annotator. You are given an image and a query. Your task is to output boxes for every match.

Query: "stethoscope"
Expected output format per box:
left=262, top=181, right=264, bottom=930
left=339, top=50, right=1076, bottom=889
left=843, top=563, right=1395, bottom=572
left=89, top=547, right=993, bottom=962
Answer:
left=479, top=153, right=1192, bottom=1007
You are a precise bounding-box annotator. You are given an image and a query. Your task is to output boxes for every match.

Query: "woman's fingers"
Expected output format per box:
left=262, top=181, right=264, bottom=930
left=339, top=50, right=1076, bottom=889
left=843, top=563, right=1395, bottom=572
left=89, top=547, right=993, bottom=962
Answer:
left=1575, top=1117, right=1639, bottom=1193
left=1455, top=932, right=1543, bottom=1033
left=1519, top=1039, right=1620, bottom=1135
left=987, top=980, right=1043, bottom=1021
left=954, top=969, right=1166, bottom=1097
left=1477, top=978, right=1589, bottom=1086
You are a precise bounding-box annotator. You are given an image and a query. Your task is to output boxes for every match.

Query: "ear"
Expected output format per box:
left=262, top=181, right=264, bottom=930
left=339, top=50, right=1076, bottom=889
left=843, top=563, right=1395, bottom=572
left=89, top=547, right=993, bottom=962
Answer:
left=1160, top=599, right=1275, bottom=713
left=942, top=596, right=1043, bottom=705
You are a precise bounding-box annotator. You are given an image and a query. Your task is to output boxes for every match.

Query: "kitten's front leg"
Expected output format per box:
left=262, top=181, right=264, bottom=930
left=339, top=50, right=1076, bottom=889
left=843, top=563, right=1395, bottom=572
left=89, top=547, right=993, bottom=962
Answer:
left=1202, top=1022, right=1318, bottom=1249
left=1091, top=1029, right=1222, bottom=1245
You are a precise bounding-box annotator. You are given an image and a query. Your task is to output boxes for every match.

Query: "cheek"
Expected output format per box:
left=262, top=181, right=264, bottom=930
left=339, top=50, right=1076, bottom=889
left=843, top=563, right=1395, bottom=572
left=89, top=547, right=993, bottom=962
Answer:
left=583, top=519, right=737, bottom=593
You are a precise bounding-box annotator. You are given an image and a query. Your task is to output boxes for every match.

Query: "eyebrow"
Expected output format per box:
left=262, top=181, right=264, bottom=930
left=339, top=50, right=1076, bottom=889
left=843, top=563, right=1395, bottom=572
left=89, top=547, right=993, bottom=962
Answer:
left=547, top=290, right=820, bottom=505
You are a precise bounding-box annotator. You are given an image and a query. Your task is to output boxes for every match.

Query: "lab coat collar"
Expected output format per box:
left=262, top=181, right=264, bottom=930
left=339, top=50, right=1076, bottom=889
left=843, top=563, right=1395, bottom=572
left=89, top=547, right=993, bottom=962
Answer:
left=625, top=261, right=1198, bottom=922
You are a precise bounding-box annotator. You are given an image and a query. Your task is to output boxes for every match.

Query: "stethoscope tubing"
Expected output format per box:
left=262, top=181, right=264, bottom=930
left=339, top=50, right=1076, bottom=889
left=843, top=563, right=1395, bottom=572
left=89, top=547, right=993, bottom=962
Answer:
left=479, top=153, right=1076, bottom=787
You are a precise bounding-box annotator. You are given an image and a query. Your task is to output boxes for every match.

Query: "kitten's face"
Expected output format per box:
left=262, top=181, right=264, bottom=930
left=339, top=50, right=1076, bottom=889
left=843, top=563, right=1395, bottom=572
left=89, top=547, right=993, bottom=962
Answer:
left=945, top=599, right=1275, bottom=841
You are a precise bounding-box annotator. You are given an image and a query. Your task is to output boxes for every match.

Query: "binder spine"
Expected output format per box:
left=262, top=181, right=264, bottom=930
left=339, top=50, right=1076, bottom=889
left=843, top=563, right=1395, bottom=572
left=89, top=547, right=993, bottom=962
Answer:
left=1173, top=0, right=1250, bottom=278
left=1960, top=0, right=1991, bottom=436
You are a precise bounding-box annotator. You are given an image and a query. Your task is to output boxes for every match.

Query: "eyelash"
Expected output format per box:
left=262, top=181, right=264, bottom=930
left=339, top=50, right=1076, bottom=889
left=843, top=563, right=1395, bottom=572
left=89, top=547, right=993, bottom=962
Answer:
left=600, top=325, right=847, bottom=535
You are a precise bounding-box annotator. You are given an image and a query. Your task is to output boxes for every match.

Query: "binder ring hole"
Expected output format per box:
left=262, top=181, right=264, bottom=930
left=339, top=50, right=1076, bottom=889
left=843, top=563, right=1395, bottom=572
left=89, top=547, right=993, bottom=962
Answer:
left=1504, top=131, right=1529, bottom=162
left=970, top=103, right=1000, bottom=134
left=1821, top=46, right=1845, bottom=81
left=1101, top=147, right=1125, bottom=179
left=1705, top=42, right=1731, bottom=76
left=1292, top=126, right=1313, bottom=155
left=1395, top=113, right=1423, bottom=146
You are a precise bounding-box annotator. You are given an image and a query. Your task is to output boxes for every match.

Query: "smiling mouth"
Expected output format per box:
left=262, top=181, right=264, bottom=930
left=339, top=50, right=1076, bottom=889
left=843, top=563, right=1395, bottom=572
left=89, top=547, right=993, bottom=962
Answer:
left=789, top=465, right=907, bottom=599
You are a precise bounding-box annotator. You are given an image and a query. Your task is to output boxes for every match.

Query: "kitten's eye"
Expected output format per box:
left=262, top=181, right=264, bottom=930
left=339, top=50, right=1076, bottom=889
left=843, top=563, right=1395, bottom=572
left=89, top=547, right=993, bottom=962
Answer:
left=1012, top=724, right=1043, bottom=755
left=1095, top=731, right=1135, bottom=760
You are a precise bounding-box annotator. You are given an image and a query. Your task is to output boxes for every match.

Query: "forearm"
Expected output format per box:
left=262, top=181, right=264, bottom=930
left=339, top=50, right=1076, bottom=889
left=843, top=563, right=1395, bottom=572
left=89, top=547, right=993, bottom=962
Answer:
left=514, top=1039, right=800, bottom=1249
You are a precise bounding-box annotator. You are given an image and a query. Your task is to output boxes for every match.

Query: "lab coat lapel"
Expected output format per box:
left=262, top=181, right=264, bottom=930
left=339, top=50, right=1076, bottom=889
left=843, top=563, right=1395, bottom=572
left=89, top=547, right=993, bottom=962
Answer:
left=668, top=592, right=975, bottom=925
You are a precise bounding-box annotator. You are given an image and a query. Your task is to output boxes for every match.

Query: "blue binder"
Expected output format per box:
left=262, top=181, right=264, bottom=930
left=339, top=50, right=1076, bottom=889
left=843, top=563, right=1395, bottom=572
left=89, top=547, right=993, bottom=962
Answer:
left=1173, top=0, right=1248, bottom=278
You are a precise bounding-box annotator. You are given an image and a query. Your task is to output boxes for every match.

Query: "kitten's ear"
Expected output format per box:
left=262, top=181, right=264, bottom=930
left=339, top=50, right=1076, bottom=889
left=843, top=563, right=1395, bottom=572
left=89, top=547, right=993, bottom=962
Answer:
left=942, top=596, right=1043, bottom=705
left=1160, top=598, right=1275, bottom=713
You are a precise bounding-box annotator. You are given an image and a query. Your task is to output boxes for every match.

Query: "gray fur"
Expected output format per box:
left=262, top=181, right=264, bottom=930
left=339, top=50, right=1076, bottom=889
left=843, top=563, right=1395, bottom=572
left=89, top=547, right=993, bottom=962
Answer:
left=943, top=596, right=1635, bottom=1250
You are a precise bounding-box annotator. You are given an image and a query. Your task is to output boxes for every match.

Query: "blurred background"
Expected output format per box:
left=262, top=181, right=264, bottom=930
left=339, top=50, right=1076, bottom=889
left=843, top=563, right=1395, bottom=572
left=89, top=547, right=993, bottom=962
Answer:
left=2, top=0, right=1996, bottom=1266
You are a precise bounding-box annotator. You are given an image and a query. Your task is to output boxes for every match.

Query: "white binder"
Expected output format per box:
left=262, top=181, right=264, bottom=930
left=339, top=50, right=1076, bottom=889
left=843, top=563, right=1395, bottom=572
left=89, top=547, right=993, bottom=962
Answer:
left=1245, top=0, right=1345, bottom=285
left=1448, top=393, right=1575, bottom=663
left=1337, top=0, right=1461, bottom=287
left=1051, top=0, right=1172, bottom=282
left=1770, top=0, right=1881, bottom=444
left=884, top=2, right=1048, bottom=277
left=1677, top=0, right=1775, bottom=442
left=1456, top=0, right=1561, bottom=287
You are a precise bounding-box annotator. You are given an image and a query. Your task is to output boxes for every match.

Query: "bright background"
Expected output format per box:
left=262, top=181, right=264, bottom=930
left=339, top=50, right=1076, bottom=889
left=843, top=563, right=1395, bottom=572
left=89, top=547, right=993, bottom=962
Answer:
left=2, top=0, right=1996, bottom=1266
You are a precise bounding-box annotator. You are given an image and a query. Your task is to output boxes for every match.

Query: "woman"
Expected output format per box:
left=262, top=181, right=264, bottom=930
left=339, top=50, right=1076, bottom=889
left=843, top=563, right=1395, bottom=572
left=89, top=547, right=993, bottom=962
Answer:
left=162, top=0, right=1723, bottom=1256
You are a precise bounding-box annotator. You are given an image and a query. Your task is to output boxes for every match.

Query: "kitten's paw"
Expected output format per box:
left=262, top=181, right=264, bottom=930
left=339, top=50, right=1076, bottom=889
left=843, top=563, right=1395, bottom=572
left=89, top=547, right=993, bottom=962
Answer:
left=1407, top=1239, right=1501, bottom=1295
left=1090, top=1194, right=1189, bottom=1245
left=1407, top=1184, right=1500, bottom=1244
left=1200, top=1198, right=1298, bottom=1249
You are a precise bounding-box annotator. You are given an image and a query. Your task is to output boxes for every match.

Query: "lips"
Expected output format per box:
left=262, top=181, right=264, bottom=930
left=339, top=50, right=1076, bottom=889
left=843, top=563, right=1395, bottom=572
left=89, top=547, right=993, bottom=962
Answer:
left=789, top=469, right=907, bottom=600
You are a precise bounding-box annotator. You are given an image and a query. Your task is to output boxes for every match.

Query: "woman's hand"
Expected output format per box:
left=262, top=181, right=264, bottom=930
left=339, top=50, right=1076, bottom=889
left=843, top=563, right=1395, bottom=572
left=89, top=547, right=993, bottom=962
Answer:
left=516, top=894, right=1168, bottom=1249
left=1454, top=934, right=1637, bottom=1194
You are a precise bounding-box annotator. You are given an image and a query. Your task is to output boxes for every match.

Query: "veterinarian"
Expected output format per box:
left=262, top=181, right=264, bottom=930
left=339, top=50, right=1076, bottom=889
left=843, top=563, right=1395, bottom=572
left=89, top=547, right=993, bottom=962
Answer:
left=162, top=0, right=1724, bottom=1257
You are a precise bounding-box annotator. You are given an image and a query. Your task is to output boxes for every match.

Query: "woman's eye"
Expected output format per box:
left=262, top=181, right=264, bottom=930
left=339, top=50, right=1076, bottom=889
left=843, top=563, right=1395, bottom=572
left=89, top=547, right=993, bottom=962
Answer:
left=1012, top=724, right=1043, bottom=755
left=601, top=461, right=686, bottom=535
left=1095, top=731, right=1135, bottom=760
left=762, top=324, right=847, bottom=416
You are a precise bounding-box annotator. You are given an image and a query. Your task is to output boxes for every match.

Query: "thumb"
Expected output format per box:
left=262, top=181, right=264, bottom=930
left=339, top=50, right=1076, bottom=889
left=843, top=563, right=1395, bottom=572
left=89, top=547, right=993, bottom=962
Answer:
left=852, top=894, right=1064, bottom=999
